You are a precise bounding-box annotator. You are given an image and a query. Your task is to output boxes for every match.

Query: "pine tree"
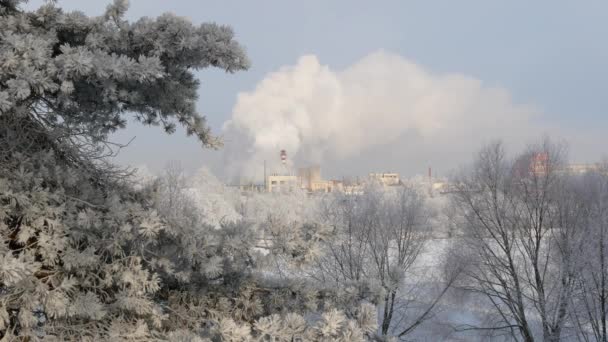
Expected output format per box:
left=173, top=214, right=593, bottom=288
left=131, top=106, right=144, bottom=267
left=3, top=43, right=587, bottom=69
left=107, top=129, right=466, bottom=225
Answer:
left=0, top=1, right=378, bottom=340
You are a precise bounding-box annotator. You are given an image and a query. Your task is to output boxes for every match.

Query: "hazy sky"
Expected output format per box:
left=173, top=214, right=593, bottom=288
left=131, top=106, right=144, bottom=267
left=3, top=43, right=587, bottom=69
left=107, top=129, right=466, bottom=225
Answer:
left=27, top=0, right=608, bottom=180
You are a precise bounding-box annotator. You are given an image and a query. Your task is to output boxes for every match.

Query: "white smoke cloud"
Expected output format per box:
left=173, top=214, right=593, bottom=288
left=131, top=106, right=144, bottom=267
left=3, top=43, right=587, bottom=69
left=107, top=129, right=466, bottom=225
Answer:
left=222, top=50, right=541, bottom=181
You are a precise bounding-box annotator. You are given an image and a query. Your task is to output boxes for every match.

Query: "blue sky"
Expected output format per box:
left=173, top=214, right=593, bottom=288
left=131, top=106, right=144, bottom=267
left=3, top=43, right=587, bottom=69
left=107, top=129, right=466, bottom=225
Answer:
left=27, top=0, right=608, bottom=178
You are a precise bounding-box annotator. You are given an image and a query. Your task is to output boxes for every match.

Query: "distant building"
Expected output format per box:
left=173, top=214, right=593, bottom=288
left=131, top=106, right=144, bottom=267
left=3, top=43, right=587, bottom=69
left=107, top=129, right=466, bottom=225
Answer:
left=297, top=165, right=340, bottom=193
left=432, top=181, right=447, bottom=192
left=310, top=180, right=332, bottom=192
left=530, top=152, right=549, bottom=176
left=343, top=184, right=364, bottom=195
left=528, top=153, right=601, bottom=176
left=298, top=165, right=321, bottom=190
left=368, top=172, right=400, bottom=186
left=329, top=179, right=344, bottom=192
left=266, top=174, right=298, bottom=193
left=236, top=184, right=265, bottom=193
left=565, top=163, right=600, bottom=174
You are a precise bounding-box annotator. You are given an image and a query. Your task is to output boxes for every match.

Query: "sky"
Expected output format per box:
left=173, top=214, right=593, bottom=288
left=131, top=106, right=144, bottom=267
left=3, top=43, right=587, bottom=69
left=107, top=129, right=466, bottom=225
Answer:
left=27, top=0, right=608, bottom=180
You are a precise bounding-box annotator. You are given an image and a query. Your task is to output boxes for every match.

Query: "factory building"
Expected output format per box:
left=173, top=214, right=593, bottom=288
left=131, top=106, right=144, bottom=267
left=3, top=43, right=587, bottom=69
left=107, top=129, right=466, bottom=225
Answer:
left=565, top=163, right=601, bottom=174
left=262, top=163, right=340, bottom=194
left=297, top=165, right=339, bottom=193
left=236, top=184, right=265, bottom=193
left=526, top=153, right=603, bottom=176
left=368, top=172, right=401, bottom=186
left=265, top=174, right=299, bottom=193
left=297, top=165, right=321, bottom=190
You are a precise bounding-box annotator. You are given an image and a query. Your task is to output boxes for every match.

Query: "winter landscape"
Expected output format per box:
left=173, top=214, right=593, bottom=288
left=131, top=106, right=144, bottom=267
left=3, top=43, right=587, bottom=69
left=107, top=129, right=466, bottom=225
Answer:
left=1, top=0, right=607, bottom=341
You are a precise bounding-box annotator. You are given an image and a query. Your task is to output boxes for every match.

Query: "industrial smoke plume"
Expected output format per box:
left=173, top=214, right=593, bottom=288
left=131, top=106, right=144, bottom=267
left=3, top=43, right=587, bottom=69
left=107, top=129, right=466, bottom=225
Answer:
left=222, top=51, right=539, bottom=182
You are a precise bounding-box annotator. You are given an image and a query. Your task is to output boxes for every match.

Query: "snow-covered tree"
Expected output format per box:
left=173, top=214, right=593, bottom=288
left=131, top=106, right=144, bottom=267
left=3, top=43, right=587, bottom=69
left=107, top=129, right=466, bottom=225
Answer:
left=568, top=163, right=608, bottom=342
left=447, top=140, right=588, bottom=341
left=310, top=184, right=457, bottom=339
left=0, top=0, right=249, bottom=162
left=0, top=1, right=377, bottom=340
left=185, top=166, right=242, bottom=228
left=148, top=163, right=377, bottom=341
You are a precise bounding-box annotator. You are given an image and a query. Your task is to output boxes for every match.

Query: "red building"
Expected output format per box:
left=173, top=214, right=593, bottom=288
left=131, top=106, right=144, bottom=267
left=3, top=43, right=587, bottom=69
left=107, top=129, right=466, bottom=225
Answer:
left=530, top=152, right=549, bottom=176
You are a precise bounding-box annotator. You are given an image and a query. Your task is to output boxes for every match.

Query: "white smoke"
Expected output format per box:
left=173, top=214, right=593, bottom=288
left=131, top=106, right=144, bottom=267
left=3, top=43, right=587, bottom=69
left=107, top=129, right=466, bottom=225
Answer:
left=222, top=50, right=540, bottom=181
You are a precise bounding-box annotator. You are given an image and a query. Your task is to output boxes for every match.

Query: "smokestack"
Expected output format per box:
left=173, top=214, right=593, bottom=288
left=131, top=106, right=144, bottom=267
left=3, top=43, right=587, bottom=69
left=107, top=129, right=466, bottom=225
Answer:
left=428, top=166, right=432, bottom=180
left=222, top=51, right=538, bottom=182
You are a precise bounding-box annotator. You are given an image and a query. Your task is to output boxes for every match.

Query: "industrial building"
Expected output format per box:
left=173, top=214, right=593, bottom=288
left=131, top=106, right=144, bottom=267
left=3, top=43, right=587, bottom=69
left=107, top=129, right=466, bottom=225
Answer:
left=565, top=163, right=601, bottom=174
left=236, top=183, right=265, bottom=192
left=528, top=153, right=603, bottom=176
left=233, top=149, right=607, bottom=196
left=265, top=174, right=299, bottom=193
left=260, top=149, right=407, bottom=194
left=244, top=149, right=608, bottom=196
left=368, top=172, right=401, bottom=186
left=297, top=165, right=339, bottom=193
left=259, top=150, right=342, bottom=193
left=264, top=166, right=338, bottom=193
left=297, top=165, right=321, bottom=190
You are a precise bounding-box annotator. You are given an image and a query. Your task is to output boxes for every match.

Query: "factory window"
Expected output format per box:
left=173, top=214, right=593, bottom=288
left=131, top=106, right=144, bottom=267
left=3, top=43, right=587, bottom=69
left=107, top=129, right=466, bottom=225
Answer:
left=271, top=181, right=277, bottom=185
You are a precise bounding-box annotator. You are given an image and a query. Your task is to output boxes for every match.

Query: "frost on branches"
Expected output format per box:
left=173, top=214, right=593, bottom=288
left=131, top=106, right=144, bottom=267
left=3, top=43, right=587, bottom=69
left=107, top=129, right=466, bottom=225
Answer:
left=0, top=1, right=378, bottom=340
left=0, top=152, right=378, bottom=341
